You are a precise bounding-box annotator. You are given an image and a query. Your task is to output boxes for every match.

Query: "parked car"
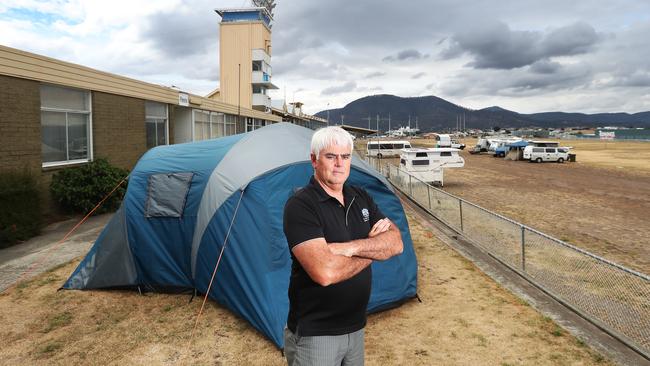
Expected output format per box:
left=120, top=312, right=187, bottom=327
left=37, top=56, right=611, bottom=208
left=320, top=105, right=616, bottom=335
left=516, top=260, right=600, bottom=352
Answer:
left=523, top=146, right=570, bottom=163
left=451, top=139, right=465, bottom=150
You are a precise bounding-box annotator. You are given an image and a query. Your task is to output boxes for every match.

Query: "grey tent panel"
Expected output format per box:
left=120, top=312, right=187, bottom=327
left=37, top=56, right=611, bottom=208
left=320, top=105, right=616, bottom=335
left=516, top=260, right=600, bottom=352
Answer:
left=190, top=123, right=313, bottom=277
left=145, top=172, right=194, bottom=218
left=66, top=206, right=138, bottom=289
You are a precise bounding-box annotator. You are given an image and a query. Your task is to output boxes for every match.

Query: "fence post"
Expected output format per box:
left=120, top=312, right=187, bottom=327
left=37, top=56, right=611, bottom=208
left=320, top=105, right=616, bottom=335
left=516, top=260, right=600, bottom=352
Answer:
left=427, top=184, right=432, bottom=211
left=409, top=174, right=413, bottom=196
left=521, top=226, right=526, bottom=272
left=459, top=199, right=464, bottom=232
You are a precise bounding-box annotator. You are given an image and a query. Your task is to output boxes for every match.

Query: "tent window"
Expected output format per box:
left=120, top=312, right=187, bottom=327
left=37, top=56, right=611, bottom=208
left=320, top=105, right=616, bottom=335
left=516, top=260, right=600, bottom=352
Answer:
left=145, top=172, right=194, bottom=218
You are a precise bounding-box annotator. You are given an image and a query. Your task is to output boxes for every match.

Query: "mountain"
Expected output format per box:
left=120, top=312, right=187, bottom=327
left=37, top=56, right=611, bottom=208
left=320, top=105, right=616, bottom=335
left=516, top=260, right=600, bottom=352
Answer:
left=314, top=94, right=650, bottom=131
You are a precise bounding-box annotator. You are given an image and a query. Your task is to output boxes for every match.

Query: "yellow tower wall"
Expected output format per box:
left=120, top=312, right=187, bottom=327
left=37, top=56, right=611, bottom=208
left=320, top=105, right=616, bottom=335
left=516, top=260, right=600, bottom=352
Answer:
left=219, top=21, right=272, bottom=109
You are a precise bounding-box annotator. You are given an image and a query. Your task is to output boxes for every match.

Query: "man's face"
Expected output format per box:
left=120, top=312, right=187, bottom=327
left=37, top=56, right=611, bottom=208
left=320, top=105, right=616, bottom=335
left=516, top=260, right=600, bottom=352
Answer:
left=312, top=143, right=352, bottom=187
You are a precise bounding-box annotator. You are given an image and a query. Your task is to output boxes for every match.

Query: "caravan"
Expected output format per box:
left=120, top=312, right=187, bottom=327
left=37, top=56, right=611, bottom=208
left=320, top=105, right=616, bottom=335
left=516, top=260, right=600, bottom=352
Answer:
left=399, top=148, right=464, bottom=186
left=367, top=140, right=412, bottom=157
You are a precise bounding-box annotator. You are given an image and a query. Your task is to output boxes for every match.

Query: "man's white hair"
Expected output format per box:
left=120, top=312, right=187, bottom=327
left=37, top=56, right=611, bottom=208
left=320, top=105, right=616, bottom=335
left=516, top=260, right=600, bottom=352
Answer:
left=310, top=126, right=354, bottom=159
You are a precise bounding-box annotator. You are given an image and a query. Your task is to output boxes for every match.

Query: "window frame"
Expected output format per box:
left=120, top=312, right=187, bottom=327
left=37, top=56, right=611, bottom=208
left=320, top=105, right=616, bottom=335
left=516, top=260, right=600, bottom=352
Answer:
left=192, top=109, right=212, bottom=141
left=40, top=84, right=93, bottom=168
left=145, top=101, right=169, bottom=149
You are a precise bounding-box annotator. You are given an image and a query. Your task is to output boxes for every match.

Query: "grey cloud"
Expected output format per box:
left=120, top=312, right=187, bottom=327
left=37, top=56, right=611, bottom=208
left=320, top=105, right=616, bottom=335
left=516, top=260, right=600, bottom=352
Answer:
left=383, top=49, right=428, bottom=62
left=272, top=54, right=350, bottom=80
left=365, top=71, right=386, bottom=78
left=321, top=81, right=357, bottom=95
left=141, top=9, right=217, bottom=57
left=440, top=62, right=592, bottom=97
left=529, top=60, right=562, bottom=74
left=411, top=72, right=426, bottom=79
left=442, top=21, right=601, bottom=69
left=608, top=71, right=650, bottom=87
left=357, top=86, right=383, bottom=92
left=541, top=22, right=600, bottom=56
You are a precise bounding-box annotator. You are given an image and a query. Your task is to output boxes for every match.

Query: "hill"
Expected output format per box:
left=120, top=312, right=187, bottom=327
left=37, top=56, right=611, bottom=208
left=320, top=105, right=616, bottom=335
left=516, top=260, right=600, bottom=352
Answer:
left=315, top=94, right=650, bottom=131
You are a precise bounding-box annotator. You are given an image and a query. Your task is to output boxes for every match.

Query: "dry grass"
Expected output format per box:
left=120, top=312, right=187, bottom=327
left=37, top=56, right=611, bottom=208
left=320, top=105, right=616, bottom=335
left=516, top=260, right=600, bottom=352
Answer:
left=0, top=211, right=610, bottom=365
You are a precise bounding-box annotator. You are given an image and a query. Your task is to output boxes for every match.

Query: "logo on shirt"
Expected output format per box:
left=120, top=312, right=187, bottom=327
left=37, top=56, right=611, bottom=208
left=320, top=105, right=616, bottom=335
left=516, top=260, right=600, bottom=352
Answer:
left=361, top=208, right=370, bottom=222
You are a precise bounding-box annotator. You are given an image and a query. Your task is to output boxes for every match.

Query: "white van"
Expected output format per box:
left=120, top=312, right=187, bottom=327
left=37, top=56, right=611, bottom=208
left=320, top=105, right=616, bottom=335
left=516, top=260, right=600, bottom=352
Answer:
left=367, top=140, right=412, bottom=158
left=523, top=146, right=570, bottom=163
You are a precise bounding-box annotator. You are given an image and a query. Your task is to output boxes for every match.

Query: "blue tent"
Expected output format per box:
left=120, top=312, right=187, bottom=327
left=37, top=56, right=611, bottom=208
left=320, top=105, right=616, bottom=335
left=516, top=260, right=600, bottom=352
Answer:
left=63, top=123, right=417, bottom=348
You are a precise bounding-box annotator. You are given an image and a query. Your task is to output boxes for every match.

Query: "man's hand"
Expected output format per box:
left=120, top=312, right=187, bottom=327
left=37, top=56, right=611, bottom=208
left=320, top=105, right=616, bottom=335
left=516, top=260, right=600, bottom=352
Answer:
left=369, top=218, right=391, bottom=237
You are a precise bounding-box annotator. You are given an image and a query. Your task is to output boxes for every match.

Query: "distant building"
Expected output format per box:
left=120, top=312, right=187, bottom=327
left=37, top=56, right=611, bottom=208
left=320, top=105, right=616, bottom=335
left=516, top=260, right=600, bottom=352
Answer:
left=511, top=129, right=550, bottom=138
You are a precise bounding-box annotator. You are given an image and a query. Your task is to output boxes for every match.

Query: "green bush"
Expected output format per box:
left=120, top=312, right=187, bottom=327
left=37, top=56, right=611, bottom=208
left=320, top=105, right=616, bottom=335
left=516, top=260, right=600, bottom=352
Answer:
left=50, top=158, right=128, bottom=215
left=0, top=171, right=43, bottom=248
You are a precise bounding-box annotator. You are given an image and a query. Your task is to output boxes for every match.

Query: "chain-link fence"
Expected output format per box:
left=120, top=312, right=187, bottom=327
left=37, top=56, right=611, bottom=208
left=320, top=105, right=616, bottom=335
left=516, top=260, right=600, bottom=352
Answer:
left=368, top=157, right=650, bottom=358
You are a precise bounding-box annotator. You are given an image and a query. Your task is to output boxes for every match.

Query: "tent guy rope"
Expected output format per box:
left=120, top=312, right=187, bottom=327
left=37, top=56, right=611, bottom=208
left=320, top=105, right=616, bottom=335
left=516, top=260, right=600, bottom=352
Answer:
left=9, top=176, right=128, bottom=290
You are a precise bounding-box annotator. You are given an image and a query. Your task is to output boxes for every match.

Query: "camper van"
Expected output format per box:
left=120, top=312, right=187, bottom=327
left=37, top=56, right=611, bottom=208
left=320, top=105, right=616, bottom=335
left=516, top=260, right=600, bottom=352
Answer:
left=523, top=146, right=570, bottom=163
left=399, top=148, right=464, bottom=186
left=367, top=140, right=412, bottom=157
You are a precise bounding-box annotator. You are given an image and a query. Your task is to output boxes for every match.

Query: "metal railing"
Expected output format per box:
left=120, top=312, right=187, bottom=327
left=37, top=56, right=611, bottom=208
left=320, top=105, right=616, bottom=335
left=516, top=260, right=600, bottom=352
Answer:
left=367, top=157, right=650, bottom=359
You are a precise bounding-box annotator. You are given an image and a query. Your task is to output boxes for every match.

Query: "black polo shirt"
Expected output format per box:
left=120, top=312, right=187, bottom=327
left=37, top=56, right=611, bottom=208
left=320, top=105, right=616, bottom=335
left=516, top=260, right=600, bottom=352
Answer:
left=283, top=176, right=385, bottom=336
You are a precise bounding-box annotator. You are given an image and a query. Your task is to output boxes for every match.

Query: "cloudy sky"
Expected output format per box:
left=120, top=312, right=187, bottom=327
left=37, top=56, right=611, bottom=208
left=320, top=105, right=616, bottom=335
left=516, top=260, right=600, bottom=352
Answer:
left=2, top=0, right=650, bottom=115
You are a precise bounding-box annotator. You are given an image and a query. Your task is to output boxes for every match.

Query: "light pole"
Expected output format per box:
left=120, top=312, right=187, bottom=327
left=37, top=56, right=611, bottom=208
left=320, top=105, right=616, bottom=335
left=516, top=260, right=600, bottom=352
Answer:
left=237, top=63, right=241, bottom=132
left=326, top=103, right=330, bottom=126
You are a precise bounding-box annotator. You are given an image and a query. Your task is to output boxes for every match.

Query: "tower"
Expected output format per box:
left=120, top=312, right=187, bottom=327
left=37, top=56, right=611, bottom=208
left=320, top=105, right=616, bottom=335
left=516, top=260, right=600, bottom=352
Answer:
left=215, top=1, right=278, bottom=113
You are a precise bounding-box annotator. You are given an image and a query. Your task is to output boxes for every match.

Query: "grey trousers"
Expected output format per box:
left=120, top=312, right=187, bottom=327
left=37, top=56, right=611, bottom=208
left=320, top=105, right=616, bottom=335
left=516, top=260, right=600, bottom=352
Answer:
left=284, top=327, right=365, bottom=366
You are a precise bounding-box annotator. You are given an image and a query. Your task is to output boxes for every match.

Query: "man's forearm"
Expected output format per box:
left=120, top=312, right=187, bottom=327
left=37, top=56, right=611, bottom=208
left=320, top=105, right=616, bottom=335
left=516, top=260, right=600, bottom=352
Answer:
left=324, top=255, right=372, bottom=285
left=330, top=226, right=403, bottom=260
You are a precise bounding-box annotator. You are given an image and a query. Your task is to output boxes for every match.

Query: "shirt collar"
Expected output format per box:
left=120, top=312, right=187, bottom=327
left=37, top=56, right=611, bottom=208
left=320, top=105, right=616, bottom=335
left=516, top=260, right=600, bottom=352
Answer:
left=309, top=175, right=356, bottom=204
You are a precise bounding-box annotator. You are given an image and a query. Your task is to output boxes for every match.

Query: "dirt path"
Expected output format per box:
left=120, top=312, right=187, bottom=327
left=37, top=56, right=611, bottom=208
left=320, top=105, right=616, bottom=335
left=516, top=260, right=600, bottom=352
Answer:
left=440, top=152, right=650, bottom=274
left=0, top=211, right=610, bottom=365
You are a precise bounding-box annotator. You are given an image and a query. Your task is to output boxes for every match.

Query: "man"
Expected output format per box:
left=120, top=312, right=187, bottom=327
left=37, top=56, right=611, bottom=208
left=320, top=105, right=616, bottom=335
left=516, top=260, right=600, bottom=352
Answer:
left=283, top=126, right=403, bottom=365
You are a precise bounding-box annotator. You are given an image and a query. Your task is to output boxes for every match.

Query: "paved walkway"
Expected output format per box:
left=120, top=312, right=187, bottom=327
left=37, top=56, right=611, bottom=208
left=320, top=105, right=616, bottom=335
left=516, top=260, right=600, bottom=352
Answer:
left=0, top=213, right=112, bottom=292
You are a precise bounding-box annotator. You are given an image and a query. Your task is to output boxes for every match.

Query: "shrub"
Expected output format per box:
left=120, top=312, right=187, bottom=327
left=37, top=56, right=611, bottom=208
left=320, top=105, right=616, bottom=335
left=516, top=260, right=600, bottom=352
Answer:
left=50, top=158, right=128, bottom=215
left=0, top=170, right=43, bottom=248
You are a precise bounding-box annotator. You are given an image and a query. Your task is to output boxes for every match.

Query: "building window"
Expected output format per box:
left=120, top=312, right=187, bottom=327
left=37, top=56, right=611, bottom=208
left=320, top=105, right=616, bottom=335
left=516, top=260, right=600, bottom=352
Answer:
left=246, top=118, right=265, bottom=132
left=40, top=84, right=92, bottom=166
left=225, top=114, right=237, bottom=135
left=194, top=110, right=239, bottom=140
left=252, top=61, right=262, bottom=71
left=145, top=101, right=168, bottom=149
left=210, top=112, right=225, bottom=139
left=193, top=109, right=211, bottom=141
